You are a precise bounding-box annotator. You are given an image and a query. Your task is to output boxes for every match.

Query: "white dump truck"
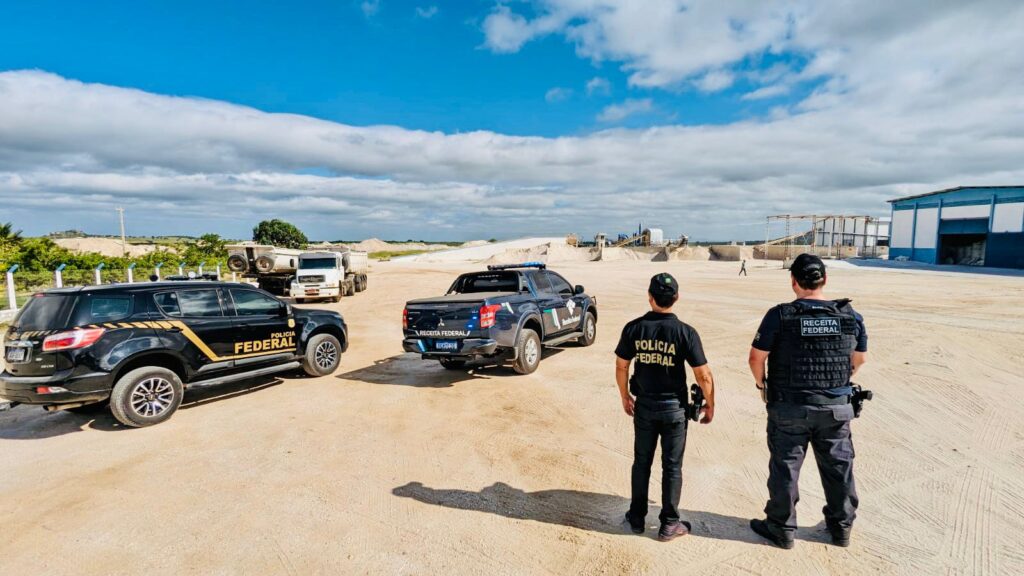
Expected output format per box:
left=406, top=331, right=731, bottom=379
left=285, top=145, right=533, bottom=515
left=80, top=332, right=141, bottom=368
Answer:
left=290, top=251, right=369, bottom=303
left=225, top=243, right=303, bottom=296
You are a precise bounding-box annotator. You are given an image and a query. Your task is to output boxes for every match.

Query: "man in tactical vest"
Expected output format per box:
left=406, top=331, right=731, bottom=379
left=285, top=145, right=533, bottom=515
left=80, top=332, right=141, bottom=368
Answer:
left=747, top=253, right=868, bottom=549
left=615, top=272, right=716, bottom=542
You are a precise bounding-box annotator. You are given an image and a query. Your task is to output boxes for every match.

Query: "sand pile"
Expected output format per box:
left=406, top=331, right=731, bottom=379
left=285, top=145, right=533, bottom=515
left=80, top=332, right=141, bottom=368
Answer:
left=54, top=238, right=169, bottom=258
left=347, top=238, right=451, bottom=252
left=665, top=246, right=712, bottom=260
left=481, top=242, right=601, bottom=265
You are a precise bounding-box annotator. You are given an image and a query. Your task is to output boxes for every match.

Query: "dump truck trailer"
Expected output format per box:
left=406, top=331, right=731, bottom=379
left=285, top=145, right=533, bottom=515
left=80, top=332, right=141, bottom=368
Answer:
left=225, top=243, right=303, bottom=296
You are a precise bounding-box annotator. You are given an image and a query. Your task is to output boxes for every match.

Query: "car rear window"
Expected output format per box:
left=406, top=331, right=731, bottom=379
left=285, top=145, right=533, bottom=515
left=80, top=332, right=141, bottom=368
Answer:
left=450, top=272, right=521, bottom=294
left=12, top=294, right=76, bottom=330
left=69, top=294, right=134, bottom=326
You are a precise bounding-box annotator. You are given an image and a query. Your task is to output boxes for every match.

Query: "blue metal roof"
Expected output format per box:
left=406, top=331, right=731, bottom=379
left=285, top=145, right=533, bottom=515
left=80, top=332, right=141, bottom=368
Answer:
left=889, top=186, right=1024, bottom=206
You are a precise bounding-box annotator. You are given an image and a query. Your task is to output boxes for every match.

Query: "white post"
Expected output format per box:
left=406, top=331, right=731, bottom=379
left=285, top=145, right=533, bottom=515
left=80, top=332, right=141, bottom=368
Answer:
left=198, top=261, right=205, bottom=276
left=216, top=265, right=222, bottom=280
left=178, top=262, right=185, bottom=276
left=94, top=263, right=105, bottom=285
left=55, top=263, right=66, bottom=288
left=127, top=263, right=136, bottom=284
left=232, top=271, right=237, bottom=282
left=5, top=265, right=18, bottom=312
left=155, top=262, right=163, bottom=281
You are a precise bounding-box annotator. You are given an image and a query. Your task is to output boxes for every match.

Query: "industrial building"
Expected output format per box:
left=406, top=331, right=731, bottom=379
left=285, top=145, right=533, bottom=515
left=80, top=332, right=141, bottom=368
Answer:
left=813, top=216, right=890, bottom=250
left=889, top=186, right=1024, bottom=268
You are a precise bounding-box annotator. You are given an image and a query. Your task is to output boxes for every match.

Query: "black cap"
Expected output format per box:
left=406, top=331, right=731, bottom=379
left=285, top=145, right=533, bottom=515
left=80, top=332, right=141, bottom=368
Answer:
left=649, top=272, right=678, bottom=297
left=791, top=253, right=826, bottom=284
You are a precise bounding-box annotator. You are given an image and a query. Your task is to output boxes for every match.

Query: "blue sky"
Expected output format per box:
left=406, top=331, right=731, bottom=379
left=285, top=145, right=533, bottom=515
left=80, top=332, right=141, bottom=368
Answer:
left=0, top=0, right=806, bottom=137
left=1, top=1, right=1021, bottom=241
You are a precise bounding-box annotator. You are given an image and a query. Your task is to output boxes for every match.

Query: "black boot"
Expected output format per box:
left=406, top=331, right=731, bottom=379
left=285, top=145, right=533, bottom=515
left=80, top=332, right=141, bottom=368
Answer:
left=624, top=512, right=644, bottom=535
left=750, top=518, right=795, bottom=549
left=829, top=526, right=851, bottom=547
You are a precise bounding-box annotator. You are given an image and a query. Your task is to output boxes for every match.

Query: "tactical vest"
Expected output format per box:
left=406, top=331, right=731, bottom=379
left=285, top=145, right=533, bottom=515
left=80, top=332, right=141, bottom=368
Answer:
left=767, top=299, right=858, bottom=392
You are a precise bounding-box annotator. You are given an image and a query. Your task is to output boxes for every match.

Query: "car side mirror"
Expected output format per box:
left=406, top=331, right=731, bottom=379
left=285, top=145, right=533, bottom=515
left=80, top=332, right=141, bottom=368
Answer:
left=574, top=285, right=585, bottom=295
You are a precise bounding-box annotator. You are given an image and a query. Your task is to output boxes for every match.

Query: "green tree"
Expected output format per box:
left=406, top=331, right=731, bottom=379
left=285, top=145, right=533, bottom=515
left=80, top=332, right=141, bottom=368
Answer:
left=0, top=222, right=22, bottom=244
left=252, top=219, right=308, bottom=250
left=182, top=233, right=227, bottom=264
left=0, top=222, right=22, bottom=269
left=12, top=238, right=74, bottom=271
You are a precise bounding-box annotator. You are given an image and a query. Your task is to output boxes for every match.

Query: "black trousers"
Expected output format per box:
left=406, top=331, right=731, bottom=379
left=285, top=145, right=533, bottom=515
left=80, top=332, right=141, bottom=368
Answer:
left=628, top=397, right=688, bottom=525
left=765, top=402, right=859, bottom=535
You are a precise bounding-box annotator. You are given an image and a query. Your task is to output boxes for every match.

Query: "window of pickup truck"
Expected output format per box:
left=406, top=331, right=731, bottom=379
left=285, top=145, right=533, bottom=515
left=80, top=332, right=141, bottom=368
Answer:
left=449, top=272, right=522, bottom=294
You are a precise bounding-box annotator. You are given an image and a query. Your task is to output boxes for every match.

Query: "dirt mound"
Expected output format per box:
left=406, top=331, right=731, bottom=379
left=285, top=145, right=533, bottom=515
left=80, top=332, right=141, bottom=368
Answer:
left=665, top=246, right=712, bottom=260
left=348, top=238, right=450, bottom=253
left=481, top=242, right=599, bottom=265
left=54, top=238, right=169, bottom=258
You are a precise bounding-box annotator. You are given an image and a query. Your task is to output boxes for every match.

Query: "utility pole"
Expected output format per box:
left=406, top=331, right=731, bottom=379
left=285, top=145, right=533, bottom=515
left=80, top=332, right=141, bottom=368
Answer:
left=116, top=207, right=127, bottom=257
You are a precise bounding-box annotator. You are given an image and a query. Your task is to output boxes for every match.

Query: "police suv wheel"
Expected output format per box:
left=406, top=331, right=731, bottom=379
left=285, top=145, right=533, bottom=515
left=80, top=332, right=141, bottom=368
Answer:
left=439, top=358, right=467, bottom=370
left=302, top=333, right=342, bottom=376
left=578, top=312, right=597, bottom=347
left=513, top=329, right=541, bottom=375
left=109, top=367, right=184, bottom=428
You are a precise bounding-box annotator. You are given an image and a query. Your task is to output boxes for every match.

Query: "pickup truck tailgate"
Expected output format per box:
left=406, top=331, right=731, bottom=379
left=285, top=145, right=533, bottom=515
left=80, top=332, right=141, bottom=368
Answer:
left=405, top=301, right=482, bottom=337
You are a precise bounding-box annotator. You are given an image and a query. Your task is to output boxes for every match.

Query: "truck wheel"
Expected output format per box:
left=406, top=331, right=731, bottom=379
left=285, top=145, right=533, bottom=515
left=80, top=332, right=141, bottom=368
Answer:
left=353, top=276, right=364, bottom=293
left=577, top=312, right=597, bottom=346
left=360, top=274, right=368, bottom=290
left=439, top=358, right=467, bottom=370
left=344, top=281, right=356, bottom=297
left=513, top=329, right=541, bottom=375
left=109, top=367, right=184, bottom=428
left=302, top=333, right=342, bottom=376
left=331, top=286, right=341, bottom=303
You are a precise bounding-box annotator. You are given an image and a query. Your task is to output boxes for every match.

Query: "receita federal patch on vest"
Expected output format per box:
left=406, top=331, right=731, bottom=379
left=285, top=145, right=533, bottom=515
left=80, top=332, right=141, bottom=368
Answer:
left=800, top=317, right=841, bottom=336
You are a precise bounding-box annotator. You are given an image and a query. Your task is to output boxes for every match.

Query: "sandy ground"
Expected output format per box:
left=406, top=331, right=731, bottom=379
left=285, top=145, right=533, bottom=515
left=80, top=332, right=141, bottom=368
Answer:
left=2, top=259, right=1023, bottom=575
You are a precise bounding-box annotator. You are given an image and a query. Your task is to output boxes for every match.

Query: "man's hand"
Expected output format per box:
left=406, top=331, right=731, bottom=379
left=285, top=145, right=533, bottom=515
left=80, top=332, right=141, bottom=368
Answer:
left=621, top=394, right=635, bottom=416
left=699, top=402, right=714, bottom=424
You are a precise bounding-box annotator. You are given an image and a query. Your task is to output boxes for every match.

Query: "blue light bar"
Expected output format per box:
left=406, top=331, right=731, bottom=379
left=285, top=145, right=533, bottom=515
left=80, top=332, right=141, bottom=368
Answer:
left=487, top=261, right=547, bottom=271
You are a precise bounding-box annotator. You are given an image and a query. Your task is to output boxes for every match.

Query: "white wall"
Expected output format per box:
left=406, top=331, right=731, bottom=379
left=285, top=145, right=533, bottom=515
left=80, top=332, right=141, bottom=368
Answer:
left=914, top=208, right=939, bottom=249
left=941, top=204, right=990, bottom=220
left=891, top=210, right=915, bottom=248
left=992, top=202, right=1024, bottom=233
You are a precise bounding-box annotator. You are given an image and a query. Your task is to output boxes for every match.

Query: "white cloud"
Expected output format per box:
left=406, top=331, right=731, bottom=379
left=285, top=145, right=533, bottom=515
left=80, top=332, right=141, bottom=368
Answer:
left=742, top=84, right=790, bottom=100
left=545, top=87, right=572, bottom=102
left=481, top=5, right=565, bottom=53
left=360, top=0, right=380, bottom=18
left=4, top=0, right=1024, bottom=241
left=596, top=98, right=654, bottom=122
left=585, top=76, right=611, bottom=96
left=694, top=70, right=735, bottom=93
left=415, top=5, right=437, bottom=19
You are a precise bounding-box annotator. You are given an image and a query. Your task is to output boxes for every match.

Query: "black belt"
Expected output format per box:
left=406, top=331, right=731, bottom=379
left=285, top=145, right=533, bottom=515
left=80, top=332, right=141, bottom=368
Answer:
left=772, top=390, right=851, bottom=406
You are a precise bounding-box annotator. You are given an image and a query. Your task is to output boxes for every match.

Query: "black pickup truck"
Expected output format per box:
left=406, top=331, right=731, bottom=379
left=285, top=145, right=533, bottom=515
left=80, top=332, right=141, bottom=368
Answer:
left=402, top=263, right=597, bottom=374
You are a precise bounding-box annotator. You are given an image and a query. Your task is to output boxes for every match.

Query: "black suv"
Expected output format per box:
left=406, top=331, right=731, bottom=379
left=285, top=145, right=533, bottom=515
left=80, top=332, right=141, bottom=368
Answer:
left=1, top=281, right=348, bottom=427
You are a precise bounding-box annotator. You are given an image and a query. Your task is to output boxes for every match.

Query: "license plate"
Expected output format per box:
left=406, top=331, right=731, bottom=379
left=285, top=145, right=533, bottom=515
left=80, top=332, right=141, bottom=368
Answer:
left=305, top=289, right=319, bottom=295
left=5, top=347, right=28, bottom=363
left=435, top=340, right=459, bottom=351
